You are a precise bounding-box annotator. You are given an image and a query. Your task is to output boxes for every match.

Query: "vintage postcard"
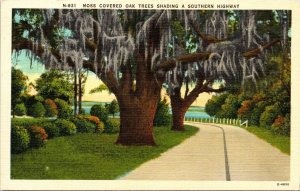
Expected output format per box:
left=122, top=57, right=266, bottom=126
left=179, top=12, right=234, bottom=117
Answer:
left=1, top=0, right=300, bottom=190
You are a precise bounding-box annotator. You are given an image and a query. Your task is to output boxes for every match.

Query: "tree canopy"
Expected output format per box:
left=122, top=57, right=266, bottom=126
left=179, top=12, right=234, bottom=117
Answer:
left=11, top=67, right=28, bottom=117
left=35, top=69, right=73, bottom=103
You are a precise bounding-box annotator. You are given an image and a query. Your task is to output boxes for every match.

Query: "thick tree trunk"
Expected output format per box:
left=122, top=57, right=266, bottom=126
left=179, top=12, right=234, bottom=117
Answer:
left=171, top=105, right=187, bottom=131
left=171, top=98, right=188, bottom=131
left=116, top=96, right=158, bottom=146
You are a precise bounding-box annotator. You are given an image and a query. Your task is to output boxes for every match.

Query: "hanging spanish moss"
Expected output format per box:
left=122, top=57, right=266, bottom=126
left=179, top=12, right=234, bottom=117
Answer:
left=164, top=10, right=288, bottom=94
left=14, top=10, right=289, bottom=92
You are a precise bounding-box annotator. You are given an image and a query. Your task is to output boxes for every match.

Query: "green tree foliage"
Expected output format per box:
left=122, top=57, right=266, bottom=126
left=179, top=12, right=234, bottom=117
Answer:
left=30, top=102, right=46, bottom=118
left=90, top=105, right=108, bottom=123
left=238, top=93, right=265, bottom=122
left=89, top=84, right=110, bottom=94
left=250, top=100, right=268, bottom=126
left=205, top=93, right=229, bottom=117
left=260, top=104, right=282, bottom=129
left=220, top=94, right=242, bottom=118
left=23, top=95, right=44, bottom=116
left=14, top=103, right=27, bottom=116
left=54, top=98, right=72, bottom=119
left=11, top=67, right=28, bottom=117
left=35, top=69, right=73, bottom=103
left=154, top=98, right=171, bottom=126
left=105, top=99, right=119, bottom=118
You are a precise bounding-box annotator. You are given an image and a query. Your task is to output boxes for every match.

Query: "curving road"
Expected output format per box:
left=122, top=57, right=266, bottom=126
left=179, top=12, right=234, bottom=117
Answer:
left=121, top=122, right=290, bottom=181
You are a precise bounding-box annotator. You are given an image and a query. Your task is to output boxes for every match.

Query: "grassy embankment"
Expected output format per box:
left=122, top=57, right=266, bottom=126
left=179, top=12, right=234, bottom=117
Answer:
left=242, top=125, right=290, bottom=155
left=11, top=125, right=198, bottom=179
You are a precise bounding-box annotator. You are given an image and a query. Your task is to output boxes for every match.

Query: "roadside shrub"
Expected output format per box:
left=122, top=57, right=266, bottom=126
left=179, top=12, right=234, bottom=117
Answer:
left=237, top=100, right=253, bottom=121
left=55, top=98, right=72, bottom=119
left=43, top=123, right=60, bottom=138
left=55, top=119, right=77, bottom=135
left=250, top=101, right=268, bottom=126
left=30, top=102, right=46, bottom=117
left=72, top=118, right=96, bottom=133
left=205, top=93, right=229, bottom=116
left=154, top=98, right=171, bottom=126
left=105, top=118, right=120, bottom=133
left=11, top=125, right=30, bottom=153
left=28, top=125, right=48, bottom=148
left=220, top=94, right=241, bottom=119
left=260, top=104, right=281, bottom=129
left=90, top=104, right=108, bottom=122
left=44, top=99, right=58, bottom=117
left=14, top=103, right=27, bottom=116
left=272, top=114, right=290, bottom=136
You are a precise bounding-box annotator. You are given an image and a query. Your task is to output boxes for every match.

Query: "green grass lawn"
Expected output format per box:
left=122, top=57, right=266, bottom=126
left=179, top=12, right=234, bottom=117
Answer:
left=242, top=126, right=290, bottom=155
left=11, top=125, right=198, bottom=179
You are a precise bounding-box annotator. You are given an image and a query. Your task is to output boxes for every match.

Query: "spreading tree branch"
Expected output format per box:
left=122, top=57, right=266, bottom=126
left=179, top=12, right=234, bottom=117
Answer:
left=242, top=39, right=280, bottom=59
left=12, top=38, right=96, bottom=72
left=155, top=38, right=280, bottom=75
left=155, top=52, right=211, bottom=72
left=189, top=20, right=226, bottom=45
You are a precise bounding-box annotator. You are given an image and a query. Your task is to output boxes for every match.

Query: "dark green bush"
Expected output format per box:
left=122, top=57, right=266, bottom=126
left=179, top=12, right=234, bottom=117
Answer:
left=30, top=102, right=46, bottom=117
left=260, top=104, right=281, bottom=129
left=54, top=98, right=72, bottom=119
left=105, top=118, right=120, bottom=133
left=28, top=126, right=48, bottom=148
left=154, top=98, right=171, bottom=126
left=72, top=118, right=96, bottom=133
left=11, top=125, right=30, bottom=153
left=43, top=123, right=60, bottom=138
left=14, top=103, right=27, bottom=116
left=90, top=104, right=108, bottom=122
left=250, top=101, right=268, bottom=126
left=55, top=119, right=77, bottom=135
left=205, top=93, right=229, bottom=116
left=219, top=94, right=241, bottom=118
